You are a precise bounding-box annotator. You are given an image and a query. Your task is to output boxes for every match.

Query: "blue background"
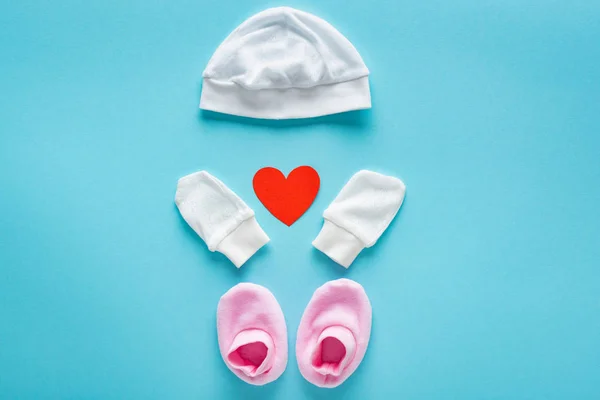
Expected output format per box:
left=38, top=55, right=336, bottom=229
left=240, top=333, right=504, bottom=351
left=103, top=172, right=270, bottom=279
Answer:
left=1, top=0, right=599, bottom=398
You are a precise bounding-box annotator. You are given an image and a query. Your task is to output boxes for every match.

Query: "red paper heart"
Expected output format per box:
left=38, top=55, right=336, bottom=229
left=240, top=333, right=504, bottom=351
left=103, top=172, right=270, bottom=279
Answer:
left=253, top=166, right=320, bottom=226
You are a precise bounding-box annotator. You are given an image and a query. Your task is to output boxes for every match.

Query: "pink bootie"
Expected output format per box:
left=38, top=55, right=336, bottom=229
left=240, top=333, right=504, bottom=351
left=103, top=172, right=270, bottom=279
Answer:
left=217, top=283, right=287, bottom=385
left=296, top=279, right=372, bottom=388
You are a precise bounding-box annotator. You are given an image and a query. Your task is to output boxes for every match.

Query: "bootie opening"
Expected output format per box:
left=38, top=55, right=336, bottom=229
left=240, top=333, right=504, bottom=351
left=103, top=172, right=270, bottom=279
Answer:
left=311, top=326, right=356, bottom=377
left=227, top=329, right=274, bottom=377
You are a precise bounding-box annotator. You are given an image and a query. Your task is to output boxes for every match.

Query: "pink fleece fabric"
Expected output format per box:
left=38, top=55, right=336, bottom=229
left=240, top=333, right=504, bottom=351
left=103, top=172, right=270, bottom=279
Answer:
left=296, top=278, right=372, bottom=388
left=217, top=283, right=287, bottom=385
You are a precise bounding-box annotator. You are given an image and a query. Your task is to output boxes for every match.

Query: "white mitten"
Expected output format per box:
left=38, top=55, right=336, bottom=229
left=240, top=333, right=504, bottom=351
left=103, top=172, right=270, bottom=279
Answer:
left=313, top=170, right=406, bottom=268
left=175, top=171, right=269, bottom=268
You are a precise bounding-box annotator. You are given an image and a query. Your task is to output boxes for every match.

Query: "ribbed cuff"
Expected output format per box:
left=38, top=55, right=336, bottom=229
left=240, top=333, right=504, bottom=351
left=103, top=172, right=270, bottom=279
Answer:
left=200, top=77, right=371, bottom=120
left=216, top=217, right=270, bottom=268
left=312, top=220, right=364, bottom=268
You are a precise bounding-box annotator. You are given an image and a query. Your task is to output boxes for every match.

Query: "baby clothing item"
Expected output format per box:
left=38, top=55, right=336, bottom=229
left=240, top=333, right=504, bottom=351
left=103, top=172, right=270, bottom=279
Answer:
left=200, top=7, right=371, bottom=119
left=296, top=279, right=372, bottom=388
left=175, top=171, right=269, bottom=268
left=217, top=283, right=288, bottom=385
left=313, top=170, right=406, bottom=268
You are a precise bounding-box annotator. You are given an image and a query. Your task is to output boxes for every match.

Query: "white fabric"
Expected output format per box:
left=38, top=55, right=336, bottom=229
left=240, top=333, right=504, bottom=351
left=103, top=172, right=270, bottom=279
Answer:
left=175, top=171, right=269, bottom=268
left=313, top=170, right=406, bottom=268
left=200, top=6, right=371, bottom=119
left=201, top=77, right=370, bottom=120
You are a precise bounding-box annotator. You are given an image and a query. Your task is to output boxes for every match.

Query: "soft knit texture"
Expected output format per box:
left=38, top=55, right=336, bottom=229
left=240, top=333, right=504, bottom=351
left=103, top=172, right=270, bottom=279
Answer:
left=217, top=283, right=287, bottom=385
left=313, top=170, right=406, bottom=268
left=175, top=171, right=269, bottom=268
left=200, top=7, right=370, bottom=119
left=296, top=279, right=372, bottom=388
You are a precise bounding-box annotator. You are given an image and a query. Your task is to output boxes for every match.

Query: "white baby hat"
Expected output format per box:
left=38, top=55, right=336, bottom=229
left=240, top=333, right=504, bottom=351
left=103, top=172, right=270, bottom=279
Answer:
left=200, top=7, right=371, bottom=119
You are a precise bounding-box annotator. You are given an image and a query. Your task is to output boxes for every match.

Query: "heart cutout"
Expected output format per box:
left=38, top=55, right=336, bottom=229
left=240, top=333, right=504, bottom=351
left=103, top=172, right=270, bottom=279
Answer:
left=253, top=166, right=320, bottom=226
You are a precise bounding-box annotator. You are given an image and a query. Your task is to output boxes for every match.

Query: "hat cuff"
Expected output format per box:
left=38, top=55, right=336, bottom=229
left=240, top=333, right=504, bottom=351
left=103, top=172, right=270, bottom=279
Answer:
left=200, top=76, right=371, bottom=120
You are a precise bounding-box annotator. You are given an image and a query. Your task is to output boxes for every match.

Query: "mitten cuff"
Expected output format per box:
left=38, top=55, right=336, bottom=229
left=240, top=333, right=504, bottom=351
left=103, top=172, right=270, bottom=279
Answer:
left=312, top=220, right=364, bottom=268
left=216, top=217, right=269, bottom=268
